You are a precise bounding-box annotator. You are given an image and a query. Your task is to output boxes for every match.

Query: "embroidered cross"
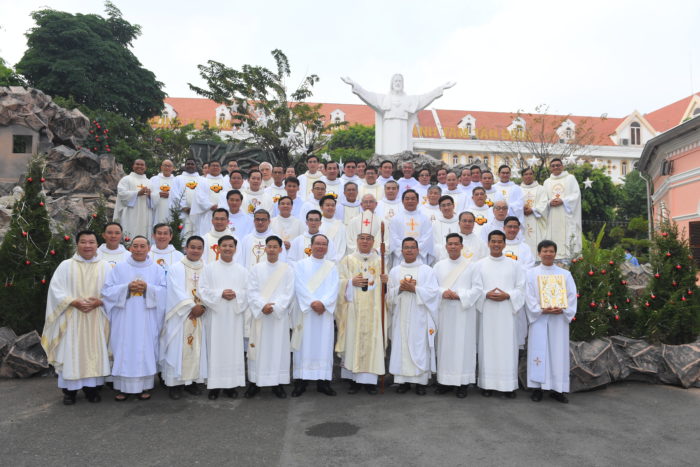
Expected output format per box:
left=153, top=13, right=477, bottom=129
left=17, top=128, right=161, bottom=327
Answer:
left=533, top=357, right=542, bottom=366
left=363, top=218, right=371, bottom=226
left=406, top=217, right=418, bottom=232
left=211, top=244, right=220, bottom=260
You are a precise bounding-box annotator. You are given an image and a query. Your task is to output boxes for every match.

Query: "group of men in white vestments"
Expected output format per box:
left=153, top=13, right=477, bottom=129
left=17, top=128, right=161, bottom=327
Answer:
left=43, top=155, right=582, bottom=404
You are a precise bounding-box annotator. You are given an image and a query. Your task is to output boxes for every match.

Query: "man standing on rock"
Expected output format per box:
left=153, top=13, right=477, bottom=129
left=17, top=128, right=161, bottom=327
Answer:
left=42, top=230, right=112, bottom=405
left=114, top=159, right=153, bottom=239
left=149, top=159, right=177, bottom=225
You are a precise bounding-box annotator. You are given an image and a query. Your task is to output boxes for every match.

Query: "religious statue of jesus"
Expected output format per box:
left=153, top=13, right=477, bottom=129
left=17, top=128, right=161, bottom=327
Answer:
left=341, top=74, right=455, bottom=156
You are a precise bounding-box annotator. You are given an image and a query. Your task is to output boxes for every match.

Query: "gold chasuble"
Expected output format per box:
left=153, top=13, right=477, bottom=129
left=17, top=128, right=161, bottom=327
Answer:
left=336, top=251, right=386, bottom=376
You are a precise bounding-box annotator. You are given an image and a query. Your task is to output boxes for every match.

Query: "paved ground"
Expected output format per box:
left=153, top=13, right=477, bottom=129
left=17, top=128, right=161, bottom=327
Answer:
left=1, top=377, right=698, bottom=466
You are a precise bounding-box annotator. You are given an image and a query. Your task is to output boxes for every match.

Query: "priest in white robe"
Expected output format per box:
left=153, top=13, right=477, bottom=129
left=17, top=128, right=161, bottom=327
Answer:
left=336, top=232, right=388, bottom=394
left=245, top=236, right=296, bottom=398
left=338, top=182, right=362, bottom=225
left=270, top=196, right=304, bottom=251
left=175, top=158, right=202, bottom=239
left=431, top=195, right=460, bottom=260
left=386, top=237, right=440, bottom=395
left=437, top=212, right=488, bottom=262
left=199, top=235, right=248, bottom=399
left=291, top=234, right=340, bottom=397
left=375, top=180, right=402, bottom=222
left=102, top=236, right=166, bottom=400
left=477, top=170, right=505, bottom=210
left=270, top=178, right=304, bottom=219
left=202, top=208, right=234, bottom=264
left=222, top=189, right=253, bottom=240
left=319, top=195, right=348, bottom=261
left=469, top=187, right=495, bottom=240
left=389, top=189, right=434, bottom=265
left=298, top=154, right=324, bottom=200
left=494, top=165, right=525, bottom=224
left=345, top=196, right=382, bottom=255
left=190, top=160, right=226, bottom=236
left=287, top=210, right=339, bottom=263
left=114, top=159, right=153, bottom=239
left=321, top=161, right=344, bottom=201
left=503, top=216, right=535, bottom=349
left=299, top=180, right=327, bottom=221
left=236, top=209, right=286, bottom=267
left=358, top=166, right=384, bottom=201
left=42, top=230, right=112, bottom=404
left=420, top=185, right=442, bottom=224
left=443, top=172, right=468, bottom=213
left=160, top=236, right=207, bottom=399
left=150, top=223, right=184, bottom=274
left=520, top=167, right=549, bottom=258
left=472, top=230, right=525, bottom=398
left=543, top=158, right=582, bottom=259
left=98, top=222, right=128, bottom=267
left=149, top=159, right=176, bottom=225
left=434, top=233, right=481, bottom=398
left=242, top=170, right=266, bottom=215
left=526, top=239, right=577, bottom=403
left=261, top=165, right=287, bottom=212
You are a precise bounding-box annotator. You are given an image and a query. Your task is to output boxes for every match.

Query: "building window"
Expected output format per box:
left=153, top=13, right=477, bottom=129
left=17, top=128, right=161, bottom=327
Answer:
left=621, top=161, right=628, bottom=176
left=693, top=108, right=700, bottom=116
left=689, top=221, right=700, bottom=267
left=630, top=122, right=641, bottom=145
left=12, top=135, right=32, bottom=154
left=452, top=155, right=458, bottom=165
left=466, top=123, right=472, bottom=134
left=566, top=127, right=573, bottom=139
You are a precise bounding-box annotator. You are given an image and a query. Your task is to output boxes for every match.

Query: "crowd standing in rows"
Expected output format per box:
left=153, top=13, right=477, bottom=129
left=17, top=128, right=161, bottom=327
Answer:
left=42, top=156, right=579, bottom=405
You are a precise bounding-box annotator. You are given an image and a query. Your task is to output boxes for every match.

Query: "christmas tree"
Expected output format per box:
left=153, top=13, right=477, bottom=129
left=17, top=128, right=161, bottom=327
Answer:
left=85, top=194, right=109, bottom=245
left=0, top=155, right=72, bottom=333
left=167, top=193, right=186, bottom=252
left=83, top=119, right=111, bottom=154
left=568, top=226, right=636, bottom=341
left=637, top=221, right=700, bottom=344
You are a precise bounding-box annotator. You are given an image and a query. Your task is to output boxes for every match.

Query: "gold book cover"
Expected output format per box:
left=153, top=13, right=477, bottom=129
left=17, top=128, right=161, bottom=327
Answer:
left=538, top=274, right=568, bottom=309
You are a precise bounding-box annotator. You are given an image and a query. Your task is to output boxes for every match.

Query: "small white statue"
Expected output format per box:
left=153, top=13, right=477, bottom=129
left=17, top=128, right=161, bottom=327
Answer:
left=341, top=74, right=455, bottom=155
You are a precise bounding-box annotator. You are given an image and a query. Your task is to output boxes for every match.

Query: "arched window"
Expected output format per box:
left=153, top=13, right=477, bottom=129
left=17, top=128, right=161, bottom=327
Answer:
left=630, top=122, right=641, bottom=145
left=566, top=127, right=573, bottom=139
left=452, top=155, right=458, bottom=165
left=621, top=161, right=628, bottom=176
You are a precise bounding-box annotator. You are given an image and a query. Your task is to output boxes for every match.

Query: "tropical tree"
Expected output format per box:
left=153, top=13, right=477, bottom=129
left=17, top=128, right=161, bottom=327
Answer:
left=325, top=124, right=375, bottom=161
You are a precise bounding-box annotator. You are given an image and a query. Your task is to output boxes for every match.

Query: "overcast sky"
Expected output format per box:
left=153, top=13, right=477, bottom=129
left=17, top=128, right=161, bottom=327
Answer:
left=1, top=0, right=698, bottom=118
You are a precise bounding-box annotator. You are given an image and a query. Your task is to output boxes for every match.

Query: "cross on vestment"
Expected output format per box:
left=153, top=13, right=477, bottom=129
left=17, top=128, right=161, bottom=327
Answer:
left=363, top=218, right=371, bottom=226
left=406, top=217, right=418, bottom=233
left=211, top=244, right=220, bottom=260
left=533, top=357, right=542, bottom=366
left=252, top=241, right=265, bottom=263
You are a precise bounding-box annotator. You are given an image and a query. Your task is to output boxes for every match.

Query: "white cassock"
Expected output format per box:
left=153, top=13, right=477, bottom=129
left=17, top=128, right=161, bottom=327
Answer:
left=261, top=184, right=287, bottom=212
left=298, top=170, right=323, bottom=200
left=175, top=172, right=202, bottom=238
left=376, top=198, right=401, bottom=223
left=389, top=208, right=433, bottom=265
left=226, top=210, right=254, bottom=240
left=247, top=260, right=295, bottom=386
left=434, top=256, right=481, bottom=386
left=322, top=178, right=344, bottom=202
left=199, top=259, right=248, bottom=389
left=114, top=172, right=152, bottom=239
left=358, top=182, right=384, bottom=201
left=338, top=199, right=361, bottom=225
left=41, top=255, right=112, bottom=390
left=481, top=218, right=523, bottom=244
left=469, top=204, right=494, bottom=240
left=504, top=238, right=535, bottom=348
left=396, top=177, right=417, bottom=196
left=459, top=182, right=475, bottom=196
left=494, top=181, right=525, bottom=224
left=414, top=184, right=431, bottom=205
left=191, top=174, right=226, bottom=236
left=150, top=244, right=184, bottom=275
left=520, top=181, right=549, bottom=258
left=235, top=228, right=287, bottom=268
left=438, top=231, right=488, bottom=263
left=292, top=257, right=339, bottom=381
left=472, top=255, right=525, bottom=392
left=431, top=214, right=460, bottom=260
left=300, top=197, right=323, bottom=221
left=443, top=189, right=468, bottom=213
left=420, top=204, right=440, bottom=225
left=97, top=244, right=128, bottom=268
left=149, top=173, right=177, bottom=224
left=386, top=260, right=440, bottom=384
left=543, top=171, right=582, bottom=259
left=377, top=175, right=395, bottom=186
left=320, top=217, right=348, bottom=260
left=481, top=188, right=505, bottom=209
left=160, top=258, right=207, bottom=387
left=270, top=215, right=304, bottom=246
left=242, top=187, right=265, bottom=215
left=102, top=256, right=166, bottom=393
left=271, top=196, right=304, bottom=219
left=525, top=264, right=577, bottom=393
left=341, top=174, right=361, bottom=185
left=287, top=232, right=339, bottom=263
left=202, top=228, right=234, bottom=264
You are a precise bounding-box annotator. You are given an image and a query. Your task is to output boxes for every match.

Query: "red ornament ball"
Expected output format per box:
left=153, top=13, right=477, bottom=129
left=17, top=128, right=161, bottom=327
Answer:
left=688, top=290, right=694, bottom=296
left=39, top=202, right=44, bottom=207
left=41, top=279, right=46, bottom=285
left=626, top=298, right=631, bottom=303
left=672, top=281, right=678, bottom=287
left=645, top=301, right=650, bottom=307
left=654, top=273, right=660, bottom=279
left=40, top=177, right=45, bottom=183
left=681, top=296, right=687, bottom=302
left=576, top=293, right=581, bottom=299
left=63, top=235, right=70, bottom=241
left=601, top=269, right=607, bottom=275
left=106, top=149, right=111, bottom=152
left=675, top=265, right=682, bottom=270
left=613, top=305, right=619, bottom=310
left=651, top=294, right=657, bottom=299
left=572, top=317, right=577, bottom=322
left=609, top=260, right=615, bottom=265
left=607, top=291, right=613, bottom=297
left=661, top=232, right=668, bottom=237
left=50, top=249, right=56, bottom=255
left=614, top=315, right=620, bottom=321
left=589, top=301, right=596, bottom=308
left=621, top=280, right=628, bottom=285
left=178, top=224, right=184, bottom=230
left=27, top=177, right=33, bottom=183
left=21, top=231, right=28, bottom=237
left=92, top=213, right=98, bottom=219
left=572, top=259, right=577, bottom=263
left=25, top=260, right=31, bottom=265
left=124, top=236, right=131, bottom=242
left=587, top=270, right=594, bottom=276
left=665, top=252, right=671, bottom=257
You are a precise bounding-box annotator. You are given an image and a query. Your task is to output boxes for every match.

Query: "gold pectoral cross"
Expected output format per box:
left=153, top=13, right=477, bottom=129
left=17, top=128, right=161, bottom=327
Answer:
left=406, top=217, right=418, bottom=232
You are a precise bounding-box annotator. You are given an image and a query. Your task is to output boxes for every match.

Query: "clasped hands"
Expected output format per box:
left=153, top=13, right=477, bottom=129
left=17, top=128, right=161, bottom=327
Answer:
left=137, top=186, right=151, bottom=196
left=221, top=289, right=237, bottom=300
left=486, top=288, right=510, bottom=302
left=351, top=274, right=388, bottom=288
left=310, top=300, right=326, bottom=315
left=399, top=278, right=417, bottom=293
left=542, top=307, right=563, bottom=315
left=71, top=297, right=102, bottom=313
left=128, top=280, right=147, bottom=295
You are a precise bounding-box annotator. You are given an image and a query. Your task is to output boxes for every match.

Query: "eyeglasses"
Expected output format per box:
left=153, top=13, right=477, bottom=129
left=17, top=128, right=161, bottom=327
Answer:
left=494, top=206, right=508, bottom=211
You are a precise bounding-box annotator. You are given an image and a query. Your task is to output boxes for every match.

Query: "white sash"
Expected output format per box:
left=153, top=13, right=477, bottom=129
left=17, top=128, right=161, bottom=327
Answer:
left=249, top=263, right=289, bottom=359
left=291, top=260, right=334, bottom=350
left=442, top=260, right=468, bottom=290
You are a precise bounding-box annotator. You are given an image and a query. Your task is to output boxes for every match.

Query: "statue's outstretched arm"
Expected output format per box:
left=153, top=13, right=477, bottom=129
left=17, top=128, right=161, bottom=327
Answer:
left=341, top=76, right=381, bottom=110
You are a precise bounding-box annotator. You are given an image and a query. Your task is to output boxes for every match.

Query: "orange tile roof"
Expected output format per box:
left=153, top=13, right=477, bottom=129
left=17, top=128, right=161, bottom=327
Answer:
left=155, top=94, right=698, bottom=146
left=644, top=93, right=700, bottom=132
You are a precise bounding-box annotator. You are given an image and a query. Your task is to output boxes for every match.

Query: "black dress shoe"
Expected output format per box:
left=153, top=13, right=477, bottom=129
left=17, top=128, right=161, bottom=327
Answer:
left=291, top=381, right=307, bottom=398
left=271, top=385, right=287, bottom=399
left=415, top=385, right=427, bottom=396
left=550, top=391, right=569, bottom=404
left=434, top=384, right=453, bottom=395
left=169, top=386, right=183, bottom=400
left=184, top=383, right=202, bottom=396
left=396, top=383, right=411, bottom=394
left=505, top=390, right=517, bottom=399
left=530, top=389, right=543, bottom=402
left=364, top=384, right=378, bottom=395
left=223, top=388, right=238, bottom=399
left=83, top=387, right=101, bottom=403
left=455, top=385, right=468, bottom=398
left=481, top=389, right=493, bottom=397
left=62, top=389, right=77, bottom=405
left=317, top=381, right=337, bottom=396
left=208, top=389, right=220, bottom=400
left=244, top=384, right=260, bottom=399
left=348, top=382, right=362, bottom=394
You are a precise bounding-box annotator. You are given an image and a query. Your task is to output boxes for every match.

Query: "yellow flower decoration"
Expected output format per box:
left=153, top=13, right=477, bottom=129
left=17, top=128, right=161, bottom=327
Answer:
left=505, top=251, right=518, bottom=261
left=272, top=195, right=281, bottom=203
left=304, top=247, right=312, bottom=256
left=475, top=216, right=487, bottom=225
left=159, top=185, right=171, bottom=192
left=485, top=199, right=494, bottom=207
left=210, top=184, right=223, bottom=193
left=247, top=203, right=256, bottom=214
left=325, top=192, right=338, bottom=199
left=185, top=181, right=198, bottom=189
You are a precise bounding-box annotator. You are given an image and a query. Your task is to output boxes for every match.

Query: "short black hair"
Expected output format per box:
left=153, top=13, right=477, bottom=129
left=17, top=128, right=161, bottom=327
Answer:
left=487, top=230, right=506, bottom=242
left=265, top=235, right=283, bottom=247
left=550, top=158, right=563, bottom=166
left=319, top=195, right=337, bottom=207
left=226, top=189, right=243, bottom=201
left=76, top=230, right=97, bottom=243
left=285, top=176, right=300, bottom=186
left=438, top=195, right=454, bottom=205
left=278, top=195, right=293, bottom=205
left=472, top=187, right=486, bottom=195
left=402, top=189, right=419, bottom=201
left=254, top=209, right=271, bottom=220
left=104, top=221, right=123, bottom=232
left=401, top=237, right=419, bottom=248
left=218, top=235, right=237, bottom=247
left=306, top=209, right=322, bottom=220
left=213, top=208, right=229, bottom=217
left=344, top=181, right=358, bottom=190
left=498, top=164, right=510, bottom=173
left=380, top=160, right=394, bottom=168
left=152, top=223, right=172, bottom=235
left=312, top=180, right=326, bottom=189
left=537, top=239, right=558, bottom=253
left=503, top=215, right=520, bottom=226
left=445, top=232, right=463, bottom=244
left=307, top=155, right=319, bottom=163
left=459, top=211, right=475, bottom=221
left=186, top=235, right=204, bottom=247
left=130, top=235, right=150, bottom=245
left=311, top=233, right=329, bottom=245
